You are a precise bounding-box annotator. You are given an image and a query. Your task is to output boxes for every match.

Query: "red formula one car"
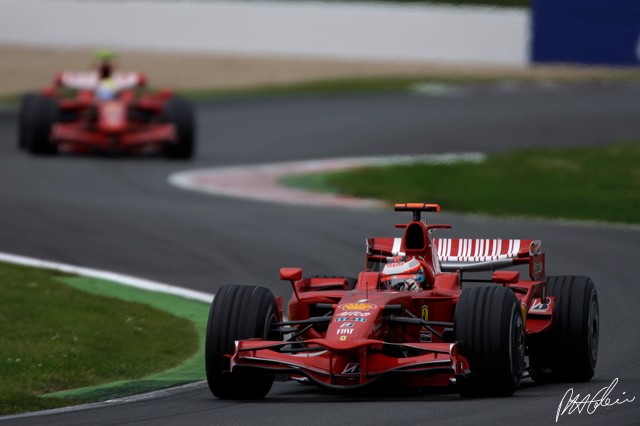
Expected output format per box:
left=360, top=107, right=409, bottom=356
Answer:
left=205, top=203, right=599, bottom=398
left=17, top=59, right=195, bottom=158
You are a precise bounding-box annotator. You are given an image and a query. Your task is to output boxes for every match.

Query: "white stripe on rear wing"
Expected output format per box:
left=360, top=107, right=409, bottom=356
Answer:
left=435, top=238, right=521, bottom=262
left=434, top=238, right=528, bottom=272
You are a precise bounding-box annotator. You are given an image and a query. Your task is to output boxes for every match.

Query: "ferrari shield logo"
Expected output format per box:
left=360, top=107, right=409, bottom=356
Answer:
left=421, top=305, right=429, bottom=330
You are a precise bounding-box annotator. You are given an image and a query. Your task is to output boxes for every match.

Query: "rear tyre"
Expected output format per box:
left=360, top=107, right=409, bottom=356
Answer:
left=205, top=285, right=279, bottom=399
left=528, top=276, right=598, bottom=382
left=163, top=96, right=195, bottom=159
left=455, top=286, right=525, bottom=397
left=18, top=92, right=37, bottom=149
left=25, top=95, right=58, bottom=155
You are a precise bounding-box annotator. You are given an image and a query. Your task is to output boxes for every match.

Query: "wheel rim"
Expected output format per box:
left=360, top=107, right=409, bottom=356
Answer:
left=588, top=297, right=599, bottom=362
left=511, top=309, right=526, bottom=378
left=266, top=312, right=280, bottom=341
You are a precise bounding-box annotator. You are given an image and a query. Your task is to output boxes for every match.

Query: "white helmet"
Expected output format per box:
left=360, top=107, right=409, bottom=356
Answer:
left=381, top=257, right=424, bottom=291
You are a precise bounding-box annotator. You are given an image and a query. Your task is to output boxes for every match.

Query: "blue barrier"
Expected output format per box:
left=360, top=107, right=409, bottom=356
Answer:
left=532, top=0, right=640, bottom=65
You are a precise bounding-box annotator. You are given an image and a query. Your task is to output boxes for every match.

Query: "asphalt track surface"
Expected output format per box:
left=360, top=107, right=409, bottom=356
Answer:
left=1, top=83, right=639, bottom=425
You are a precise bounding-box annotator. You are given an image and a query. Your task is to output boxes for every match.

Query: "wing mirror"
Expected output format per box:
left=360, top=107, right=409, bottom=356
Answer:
left=280, top=268, right=302, bottom=281
left=280, top=268, right=302, bottom=301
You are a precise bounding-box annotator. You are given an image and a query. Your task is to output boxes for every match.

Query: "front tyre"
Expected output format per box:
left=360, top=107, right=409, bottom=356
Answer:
left=163, top=96, right=195, bottom=159
left=25, top=95, right=58, bottom=155
left=18, top=92, right=37, bottom=149
left=455, top=286, right=525, bottom=397
left=205, top=285, right=279, bottom=399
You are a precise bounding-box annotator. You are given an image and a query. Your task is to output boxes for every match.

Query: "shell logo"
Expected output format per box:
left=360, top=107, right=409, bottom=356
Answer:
left=339, top=303, right=377, bottom=311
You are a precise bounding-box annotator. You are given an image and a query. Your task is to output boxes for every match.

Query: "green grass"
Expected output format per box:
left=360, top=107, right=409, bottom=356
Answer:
left=281, top=142, right=640, bottom=224
left=46, top=275, right=210, bottom=402
left=177, top=72, right=640, bottom=101
left=178, top=76, right=492, bottom=100
left=0, top=262, right=202, bottom=415
left=0, top=93, right=20, bottom=105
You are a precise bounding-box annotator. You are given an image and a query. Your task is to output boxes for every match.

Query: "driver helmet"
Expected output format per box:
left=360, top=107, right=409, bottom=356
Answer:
left=99, top=61, right=113, bottom=80
left=381, top=256, right=425, bottom=292
left=95, top=49, right=117, bottom=80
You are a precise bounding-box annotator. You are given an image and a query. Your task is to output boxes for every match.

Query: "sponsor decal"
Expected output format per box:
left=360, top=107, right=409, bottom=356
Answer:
left=533, top=261, right=544, bottom=275
left=340, top=336, right=347, bottom=341
left=103, top=102, right=125, bottom=125
left=339, top=303, right=377, bottom=311
left=337, top=317, right=366, bottom=323
left=337, top=311, right=371, bottom=317
left=342, top=363, right=360, bottom=375
left=531, top=300, right=550, bottom=311
left=339, top=323, right=355, bottom=328
left=337, top=328, right=353, bottom=335
left=420, top=305, right=431, bottom=341
left=420, top=305, right=431, bottom=336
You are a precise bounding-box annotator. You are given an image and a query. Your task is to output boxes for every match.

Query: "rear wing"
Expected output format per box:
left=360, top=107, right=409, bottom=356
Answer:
left=54, top=71, right=146, bottom=91
left=436, top=238, right=543, bottom=276
left=366, top=237, right=545, bottom=280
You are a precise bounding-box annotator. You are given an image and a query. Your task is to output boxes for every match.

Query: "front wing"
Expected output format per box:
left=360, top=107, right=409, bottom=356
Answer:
left=232, top=339, right=468, bottom=389
left=51, top=123, right=176, bottom=151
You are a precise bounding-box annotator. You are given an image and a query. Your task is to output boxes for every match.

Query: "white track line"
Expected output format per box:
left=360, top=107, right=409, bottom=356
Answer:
left=169, top=153, right=485, bottom=208
left=0, top=252, right=214, bottom=303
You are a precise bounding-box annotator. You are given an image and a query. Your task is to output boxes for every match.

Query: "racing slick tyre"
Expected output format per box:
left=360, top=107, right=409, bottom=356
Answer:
left=24, top=95, right=58, bottom=155
left=454, top=286, right=525, bottom=397
left=18, top=92, right=37, bottom=149
left=205, top=285, right=279, bottom=399
left=528, top=276, right=598, bottom=383
left=163, top=96, right=195, bottom=159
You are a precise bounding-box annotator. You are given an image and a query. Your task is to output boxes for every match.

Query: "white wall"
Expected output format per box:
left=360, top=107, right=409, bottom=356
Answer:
left=0, top=0, right=529, bottom=65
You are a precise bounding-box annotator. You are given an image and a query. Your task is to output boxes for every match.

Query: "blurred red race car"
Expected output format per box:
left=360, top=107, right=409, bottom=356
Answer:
left=17, top=54, right=195, bottom=158
left=205, top=203, right=599, bottom=398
